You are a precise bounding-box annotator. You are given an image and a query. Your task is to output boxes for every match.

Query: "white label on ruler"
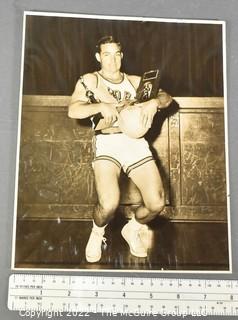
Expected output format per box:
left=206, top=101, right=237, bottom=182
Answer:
left=8, top=274, right=238, bottom=316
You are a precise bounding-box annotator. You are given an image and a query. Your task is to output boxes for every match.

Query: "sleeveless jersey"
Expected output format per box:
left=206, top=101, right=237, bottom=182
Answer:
left=91, top=72, right=137, bottom=129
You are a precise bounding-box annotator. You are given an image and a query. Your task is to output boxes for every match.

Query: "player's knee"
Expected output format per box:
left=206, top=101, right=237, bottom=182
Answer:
left=147, top=202, right=165, bottom=214
left=146, top=193, right=165, bottom=213
left=99, top=200, right=119, bottom=217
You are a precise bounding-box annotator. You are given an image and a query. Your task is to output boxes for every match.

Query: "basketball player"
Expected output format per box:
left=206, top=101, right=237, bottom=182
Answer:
left=68, top=36, right=172, bottom=263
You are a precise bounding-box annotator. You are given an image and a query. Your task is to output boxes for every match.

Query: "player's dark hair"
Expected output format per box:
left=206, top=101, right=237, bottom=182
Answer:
left=96, top=36, right=122, bottom=53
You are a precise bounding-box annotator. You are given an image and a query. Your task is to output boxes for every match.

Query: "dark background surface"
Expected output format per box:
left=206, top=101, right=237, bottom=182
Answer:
left=1, top=0, right=238, bottom=319
left=23, top=15, right=223, bottom=97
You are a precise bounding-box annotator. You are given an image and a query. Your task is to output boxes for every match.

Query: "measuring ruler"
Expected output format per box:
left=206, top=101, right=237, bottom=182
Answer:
left=8, top=274, right=238, bottom=316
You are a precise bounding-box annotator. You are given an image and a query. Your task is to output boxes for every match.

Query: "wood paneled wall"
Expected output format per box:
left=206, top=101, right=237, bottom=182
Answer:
left=17, top=96, right=227, bottom=221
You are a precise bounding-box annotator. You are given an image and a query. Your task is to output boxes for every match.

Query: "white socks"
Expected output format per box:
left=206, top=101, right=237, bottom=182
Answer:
left=92, top=220, right=107, bottom=234
left=129, top=215, right=144, bottom=230
left=92, top=217, right=143, bottom=234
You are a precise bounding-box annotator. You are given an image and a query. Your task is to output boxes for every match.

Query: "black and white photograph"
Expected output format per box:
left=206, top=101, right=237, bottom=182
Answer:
left=12, top=11, right=231, bottom=272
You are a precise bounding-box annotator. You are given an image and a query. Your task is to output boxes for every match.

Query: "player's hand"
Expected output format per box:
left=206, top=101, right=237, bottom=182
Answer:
left=99, top=103, right=122, bottom=126
left=157, top=89, right=173, bottom=109
left=136, top=100, right=158, bottom=129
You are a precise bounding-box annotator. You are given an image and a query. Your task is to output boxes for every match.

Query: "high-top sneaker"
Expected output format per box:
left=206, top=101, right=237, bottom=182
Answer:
left=121, top=217, right=149, bottom=258
left=85, top=222, right=107, bottom=263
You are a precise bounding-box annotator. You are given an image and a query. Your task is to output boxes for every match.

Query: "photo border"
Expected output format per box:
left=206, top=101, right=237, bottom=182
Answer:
left=11, top=10, right=232, bottom=274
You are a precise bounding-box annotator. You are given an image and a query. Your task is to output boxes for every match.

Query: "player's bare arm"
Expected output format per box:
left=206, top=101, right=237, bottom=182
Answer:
left=68, top=73, right=120, bottom=123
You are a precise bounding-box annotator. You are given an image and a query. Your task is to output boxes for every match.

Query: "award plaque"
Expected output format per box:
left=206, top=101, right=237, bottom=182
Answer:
left=135, top=69, right=160, bottom=102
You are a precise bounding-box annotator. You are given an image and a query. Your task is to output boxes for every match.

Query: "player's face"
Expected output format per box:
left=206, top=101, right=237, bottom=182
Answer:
left=96, top=43, right=123, bottom=73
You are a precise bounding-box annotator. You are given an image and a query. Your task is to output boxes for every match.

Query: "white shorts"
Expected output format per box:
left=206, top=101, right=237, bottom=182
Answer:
left=93, top=133, right=154, bottom=176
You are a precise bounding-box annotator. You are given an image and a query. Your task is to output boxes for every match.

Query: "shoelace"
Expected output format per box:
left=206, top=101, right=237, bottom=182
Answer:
left=92, top=229, right=107, bottom=250
left=131, top=228, right=146, bottom=246
left=138, top=225, right=149, bottom=236
left=102, top=237, right=107, bottom=250
left=138, top=225, right=153, bottom=249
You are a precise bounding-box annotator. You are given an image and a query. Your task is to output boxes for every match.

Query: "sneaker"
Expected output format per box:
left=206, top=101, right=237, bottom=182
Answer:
left=121, top=220, right=148, bottom=258
left=85, top=228, right=107, bottom=263
left=139, top=224, right=154, bottom=250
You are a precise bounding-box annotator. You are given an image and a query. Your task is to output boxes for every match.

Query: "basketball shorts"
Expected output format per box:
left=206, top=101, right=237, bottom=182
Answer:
left=92, top=133, right=154, bottom=176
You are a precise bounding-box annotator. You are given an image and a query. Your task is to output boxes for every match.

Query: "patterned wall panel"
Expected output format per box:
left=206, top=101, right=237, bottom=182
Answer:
left=17, top=96, right=228, bottom=221
left=180, top=112, right=226, bottom=206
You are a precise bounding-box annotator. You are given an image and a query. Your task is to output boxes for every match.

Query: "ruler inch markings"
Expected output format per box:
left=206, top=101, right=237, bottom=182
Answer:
left=8, top=274, right=238, bottom=316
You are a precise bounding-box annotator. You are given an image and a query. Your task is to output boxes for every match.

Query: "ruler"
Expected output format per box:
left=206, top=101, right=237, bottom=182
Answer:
left=8, top=274, right=238, bottom=317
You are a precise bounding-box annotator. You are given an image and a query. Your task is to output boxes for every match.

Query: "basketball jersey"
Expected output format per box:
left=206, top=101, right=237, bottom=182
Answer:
left=91, top=72, right=137, bottom=129
left=95, top=72, right=136, bottom=102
